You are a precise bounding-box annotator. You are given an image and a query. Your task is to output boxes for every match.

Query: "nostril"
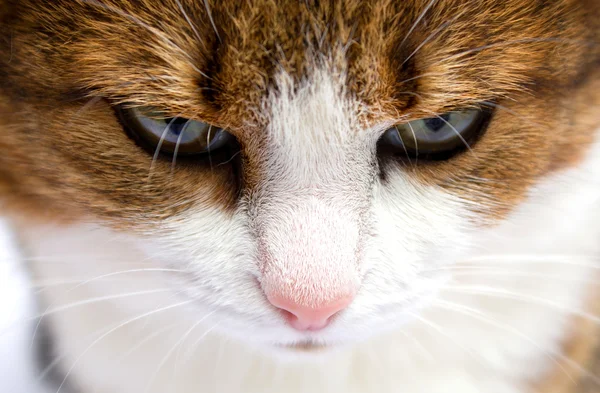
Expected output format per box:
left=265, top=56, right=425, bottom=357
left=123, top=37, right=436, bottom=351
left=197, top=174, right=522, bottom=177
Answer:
left=277, top=309, right=323, bottom=331
left=267, top=293, right=355, bottom=332
left=279, top=308, right=331, bottom=331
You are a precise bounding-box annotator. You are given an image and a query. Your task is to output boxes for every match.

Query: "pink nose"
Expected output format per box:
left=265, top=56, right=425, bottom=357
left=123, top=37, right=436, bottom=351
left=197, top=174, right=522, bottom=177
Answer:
left=267, top=293, right=355, bottom=331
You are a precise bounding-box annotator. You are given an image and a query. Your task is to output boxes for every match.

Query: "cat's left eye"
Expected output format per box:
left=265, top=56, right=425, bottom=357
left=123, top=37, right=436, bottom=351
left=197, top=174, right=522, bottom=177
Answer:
left=379, top=108, right=490, bottom=160
left=116, top=106, right=232, bottom=155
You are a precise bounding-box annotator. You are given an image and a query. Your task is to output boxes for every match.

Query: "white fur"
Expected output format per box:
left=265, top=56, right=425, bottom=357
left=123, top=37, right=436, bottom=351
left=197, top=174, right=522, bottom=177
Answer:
left=250, top=70, right=373, bottom=307
left=13, top=65, right=600, bottom=393
left=0, top=220, right=53, bottom=393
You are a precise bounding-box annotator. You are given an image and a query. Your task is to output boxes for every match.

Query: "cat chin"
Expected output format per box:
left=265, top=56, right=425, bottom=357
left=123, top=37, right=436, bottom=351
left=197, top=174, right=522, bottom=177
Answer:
left=269, top=342, right=336, bottom=359
left=243, top=338, right=352, bottom=362
left=213, top=310, right=418, bottom=362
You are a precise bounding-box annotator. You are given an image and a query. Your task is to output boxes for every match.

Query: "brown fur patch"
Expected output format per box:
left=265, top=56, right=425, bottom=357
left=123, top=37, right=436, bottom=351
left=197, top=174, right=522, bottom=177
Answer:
left=532, top=282, right=600, bottom=393
left=0, top=95, right=239, bottom=228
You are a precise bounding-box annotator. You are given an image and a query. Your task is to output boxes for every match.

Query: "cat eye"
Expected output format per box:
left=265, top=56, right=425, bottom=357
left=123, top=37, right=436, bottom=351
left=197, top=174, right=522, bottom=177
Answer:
left=116, top=106, right=231, bottom=155
left=380, top=108, right=489, bottom=160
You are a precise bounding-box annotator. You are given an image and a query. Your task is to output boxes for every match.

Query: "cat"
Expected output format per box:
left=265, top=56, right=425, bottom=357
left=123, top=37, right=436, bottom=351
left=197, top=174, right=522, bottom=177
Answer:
left=1, top=0, right=600, bottom=392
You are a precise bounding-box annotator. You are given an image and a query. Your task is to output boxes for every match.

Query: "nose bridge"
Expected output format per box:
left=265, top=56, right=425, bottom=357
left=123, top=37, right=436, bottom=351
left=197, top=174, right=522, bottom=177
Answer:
left=257, top=194, right=362, bottom=308
left=259, top=66, right=367, bottom=185
left=250, top=128, right=371, bottom=308
left=250, top=68, right=370, bottom=313
left=263, top=121, right=361, bottom=189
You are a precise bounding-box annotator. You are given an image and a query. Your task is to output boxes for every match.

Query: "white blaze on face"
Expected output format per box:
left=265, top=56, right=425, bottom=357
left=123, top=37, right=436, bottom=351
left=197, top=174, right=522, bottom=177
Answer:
left=248, top=68, right=377, bottom=319
left=151, top=62, right=477, bottom=341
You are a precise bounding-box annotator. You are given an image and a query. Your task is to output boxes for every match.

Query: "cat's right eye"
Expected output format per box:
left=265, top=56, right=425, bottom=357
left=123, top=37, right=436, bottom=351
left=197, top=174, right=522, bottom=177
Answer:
left=115, top=105, right=232, bottom=156
left=379, top=108, right=491, bottom=161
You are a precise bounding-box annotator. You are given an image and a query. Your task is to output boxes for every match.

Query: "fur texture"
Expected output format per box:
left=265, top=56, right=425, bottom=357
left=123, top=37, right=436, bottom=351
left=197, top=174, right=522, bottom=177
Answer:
left=0, top=1, right=599, bottom=392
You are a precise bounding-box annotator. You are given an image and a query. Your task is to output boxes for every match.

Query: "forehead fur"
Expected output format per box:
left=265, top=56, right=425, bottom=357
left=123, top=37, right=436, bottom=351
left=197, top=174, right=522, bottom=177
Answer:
left=0, top=0, right=599, bottom=226
left=3, top=0, right=597, bottom=125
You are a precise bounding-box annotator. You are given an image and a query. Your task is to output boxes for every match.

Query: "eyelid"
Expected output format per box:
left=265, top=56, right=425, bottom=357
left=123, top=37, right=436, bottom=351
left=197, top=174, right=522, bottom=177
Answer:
left=115, top=104, right=232, bottom=157
left=378, top=107, right=492, bottom=161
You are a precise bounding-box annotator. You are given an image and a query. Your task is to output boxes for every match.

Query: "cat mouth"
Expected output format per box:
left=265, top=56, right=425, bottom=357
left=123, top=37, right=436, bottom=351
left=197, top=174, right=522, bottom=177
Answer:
left=278, top=340, right=329, bottom=353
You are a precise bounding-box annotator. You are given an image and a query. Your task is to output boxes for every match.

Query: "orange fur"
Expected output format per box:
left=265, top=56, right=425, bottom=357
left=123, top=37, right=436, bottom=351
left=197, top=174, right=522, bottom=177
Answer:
left=1, top=0, right=598, bottom=227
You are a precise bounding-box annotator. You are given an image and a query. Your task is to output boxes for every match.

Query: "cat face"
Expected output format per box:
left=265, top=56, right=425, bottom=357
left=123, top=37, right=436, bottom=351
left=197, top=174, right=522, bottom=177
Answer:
left=1, top=0, right=599, bottom=349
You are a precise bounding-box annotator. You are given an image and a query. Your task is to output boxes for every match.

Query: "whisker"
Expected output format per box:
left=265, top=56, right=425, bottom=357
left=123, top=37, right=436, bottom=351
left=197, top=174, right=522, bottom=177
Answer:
left=29, top=268, right=182, bottom=346
left=431, top=300, right=583, bottom=384
left=26, top=288, right=173, bottom=332
left=424, top=267, right=600, bottom=285
left=341, top=23, right=359, bottom=55
left=393, top=126, right=413, bottom=166
left=398, top=72, right=447, bottom=86
left=0, top=254, right=154, bottom=264
left=401, top=11, right=466, bottom=67
left=79, top=0, right=210, bottom=79
left=171, top=313, right=218, bottom=388
left=431, top=37, right=591, bottom=67
left=30, top=278, right=137, bottom=292
left=171, top=117, right=194, bottom=174
left=47, top=299, right=193, bottom=393
left=149, top=115, right=182, bottom=178
left=202, top=0, right=221, bottom=42
left=423, top=109, right=476, bottom=157
left=463, top=254, right=600, bottom=267
left=181, top=322, right=220, bottom=363
left=90, top=322, right=179, bottom=393
left=395, top=90, right=425, bottom=107
left=480, top=101, right=545, bottom=129
left=405, top=311, right=482, bottom=361
left=144, top=314, right=212, bottom=393
left=216, top=150, right=241, bottom=167
left=442, top=285, right=600, bottom=325
left=362, top=346, right=393, bottom=390
left=406, top=121, right=419, bottom=163
left=398, top=0, right=438, bottom=50
left=0, top=288, right=175, bottom=339
left=206, top=125, right=214, bottom=171
left=65, top=96, right=103, bottom=129
left=70, top=268, right=182, bottom=288
left=174, top=0, right=207, bottom=50
left=398, top=329, right=435, bottom=362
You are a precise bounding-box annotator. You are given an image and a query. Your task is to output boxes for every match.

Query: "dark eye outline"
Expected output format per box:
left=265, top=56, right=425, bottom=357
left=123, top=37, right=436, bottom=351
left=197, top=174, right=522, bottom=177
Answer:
left=378, top=107, right=493, bottom=162
left=114, top=104, right=234, bottom=157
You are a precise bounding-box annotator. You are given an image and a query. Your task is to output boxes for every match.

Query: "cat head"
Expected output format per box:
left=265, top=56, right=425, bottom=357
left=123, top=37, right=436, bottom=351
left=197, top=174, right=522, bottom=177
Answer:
left=1, top=0, right=599, bottom=350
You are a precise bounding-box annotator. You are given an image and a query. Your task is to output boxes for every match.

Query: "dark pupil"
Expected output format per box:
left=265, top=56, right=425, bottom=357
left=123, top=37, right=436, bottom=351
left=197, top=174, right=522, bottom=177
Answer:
left=423, top=114, right=450, bottom=132
left=165, top=117, right=188, bottom=136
